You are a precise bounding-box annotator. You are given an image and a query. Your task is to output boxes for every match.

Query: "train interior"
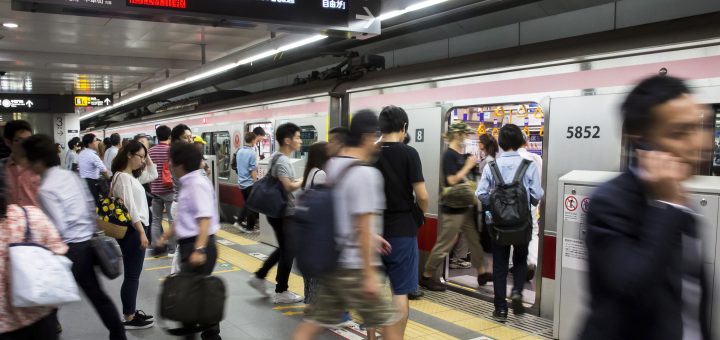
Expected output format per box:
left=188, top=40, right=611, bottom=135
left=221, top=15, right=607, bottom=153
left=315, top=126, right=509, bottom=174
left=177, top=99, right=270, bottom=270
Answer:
left=445, top=103, right=545, bottom=305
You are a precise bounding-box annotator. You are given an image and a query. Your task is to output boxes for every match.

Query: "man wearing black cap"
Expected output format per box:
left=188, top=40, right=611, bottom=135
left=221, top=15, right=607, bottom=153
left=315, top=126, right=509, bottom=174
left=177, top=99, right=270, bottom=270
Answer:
left=294, top=110, right=400, bottom=340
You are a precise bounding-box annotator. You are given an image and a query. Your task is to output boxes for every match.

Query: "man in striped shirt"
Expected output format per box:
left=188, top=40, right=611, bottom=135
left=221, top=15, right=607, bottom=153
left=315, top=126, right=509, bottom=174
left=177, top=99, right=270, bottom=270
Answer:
left=149, top=125, right=175, bottom=257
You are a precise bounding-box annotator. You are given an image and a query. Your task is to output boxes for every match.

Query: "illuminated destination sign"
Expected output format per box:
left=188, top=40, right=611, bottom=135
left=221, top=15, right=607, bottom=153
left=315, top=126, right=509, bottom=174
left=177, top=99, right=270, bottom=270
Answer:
left=11, top=0, right=380, bottom=35
left=74, top=95, right=113, bottom=107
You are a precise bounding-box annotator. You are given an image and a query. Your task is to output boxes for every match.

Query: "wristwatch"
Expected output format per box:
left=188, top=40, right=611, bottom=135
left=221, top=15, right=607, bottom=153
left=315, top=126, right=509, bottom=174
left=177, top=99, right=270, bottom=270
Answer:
left=194, top=246, right=207, bottom=254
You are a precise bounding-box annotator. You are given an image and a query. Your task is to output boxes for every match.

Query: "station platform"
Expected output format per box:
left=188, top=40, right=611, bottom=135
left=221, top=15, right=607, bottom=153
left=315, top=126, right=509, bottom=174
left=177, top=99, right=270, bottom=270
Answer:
left=58, top=224, right=552, bottom=340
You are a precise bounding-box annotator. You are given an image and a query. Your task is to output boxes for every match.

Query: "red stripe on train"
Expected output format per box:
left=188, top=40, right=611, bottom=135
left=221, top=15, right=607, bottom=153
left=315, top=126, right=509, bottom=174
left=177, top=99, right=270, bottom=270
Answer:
left=219, top=183, right=244, bottom=208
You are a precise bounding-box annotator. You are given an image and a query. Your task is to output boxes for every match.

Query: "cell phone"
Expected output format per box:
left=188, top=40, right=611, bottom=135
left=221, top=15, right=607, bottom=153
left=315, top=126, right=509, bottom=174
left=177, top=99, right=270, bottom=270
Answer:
left=630, top=140, right=655, bottom=168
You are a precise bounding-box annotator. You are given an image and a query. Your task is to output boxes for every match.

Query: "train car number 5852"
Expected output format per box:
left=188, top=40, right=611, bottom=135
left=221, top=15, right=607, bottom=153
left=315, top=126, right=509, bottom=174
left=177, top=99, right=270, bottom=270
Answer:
left=566, top=126, right=600, bottom=139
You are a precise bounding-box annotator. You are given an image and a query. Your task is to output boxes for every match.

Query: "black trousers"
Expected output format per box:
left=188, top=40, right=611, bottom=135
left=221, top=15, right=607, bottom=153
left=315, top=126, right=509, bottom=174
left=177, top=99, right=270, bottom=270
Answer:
left=66, top=241, right=127, bottom=340
left=117, top=227, right=146, bottom=316
left=492, top=242, right=529, bottom=310
left=237, top=186, right=258, bottom=229
left=255, top=216, right=292, bottom=293
left=178, top=236, right=220, bottom=340
left=0, top=311, right=58, bottom=340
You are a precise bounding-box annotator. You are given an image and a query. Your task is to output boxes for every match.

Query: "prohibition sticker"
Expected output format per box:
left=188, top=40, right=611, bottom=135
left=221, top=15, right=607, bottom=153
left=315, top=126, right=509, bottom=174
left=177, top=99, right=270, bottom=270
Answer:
left=564, top=194, right=588, bottom=224
left=581, top=197, right=590, bottom=213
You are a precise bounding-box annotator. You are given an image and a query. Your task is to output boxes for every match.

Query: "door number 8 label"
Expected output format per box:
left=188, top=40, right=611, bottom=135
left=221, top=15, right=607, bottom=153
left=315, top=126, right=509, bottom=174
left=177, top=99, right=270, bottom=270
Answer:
left=566, top=126, right=600, bottom=139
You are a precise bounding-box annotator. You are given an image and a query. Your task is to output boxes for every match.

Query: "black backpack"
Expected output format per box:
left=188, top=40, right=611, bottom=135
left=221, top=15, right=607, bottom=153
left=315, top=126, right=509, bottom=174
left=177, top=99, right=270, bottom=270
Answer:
left=289, top=162, right=360, bottom=277
left=487, top=159, right=533, bottom=246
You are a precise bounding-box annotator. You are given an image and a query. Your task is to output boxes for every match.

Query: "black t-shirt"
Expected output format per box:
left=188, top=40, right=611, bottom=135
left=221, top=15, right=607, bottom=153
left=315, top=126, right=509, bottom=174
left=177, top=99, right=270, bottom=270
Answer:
left=375, top=142, right=424, bottom=238
left=442, top=148, right=471, bottom=214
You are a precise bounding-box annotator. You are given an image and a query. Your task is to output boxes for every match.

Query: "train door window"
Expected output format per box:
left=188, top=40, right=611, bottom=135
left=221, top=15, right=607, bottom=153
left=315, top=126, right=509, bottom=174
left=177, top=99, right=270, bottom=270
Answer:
left=247, top=122, right=274, bottom=161
left=442, top=102, right=544, bottom=305
left=214, top=132, right=231, bottom=179
left=295, top=125, right=318, bottom=159
left=201, top=132, right=213, bottom=156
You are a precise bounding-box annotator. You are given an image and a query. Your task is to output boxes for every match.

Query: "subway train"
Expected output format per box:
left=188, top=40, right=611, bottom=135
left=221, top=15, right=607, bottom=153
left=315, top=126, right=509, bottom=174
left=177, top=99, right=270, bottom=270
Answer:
left=88, top=38, right=720, bottom=323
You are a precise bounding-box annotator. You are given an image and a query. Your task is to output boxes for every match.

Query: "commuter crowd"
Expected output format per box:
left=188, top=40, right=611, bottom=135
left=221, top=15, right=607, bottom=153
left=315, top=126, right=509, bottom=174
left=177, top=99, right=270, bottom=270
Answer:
left=0, top=74, right=711, bottom=340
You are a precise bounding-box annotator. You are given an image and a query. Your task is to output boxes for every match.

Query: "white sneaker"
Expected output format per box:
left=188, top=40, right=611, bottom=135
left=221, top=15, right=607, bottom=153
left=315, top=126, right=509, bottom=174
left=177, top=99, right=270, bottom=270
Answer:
left=272, top=291, right=303, bottom=304
left=248, top=276, right=270, bottom=297
left=167, top=252, right=176, bottom=258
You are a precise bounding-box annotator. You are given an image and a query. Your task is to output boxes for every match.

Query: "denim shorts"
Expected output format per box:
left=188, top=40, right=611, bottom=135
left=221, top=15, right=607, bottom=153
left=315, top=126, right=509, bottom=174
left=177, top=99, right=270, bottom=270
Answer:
left=382, top=236, right=419, bottom=295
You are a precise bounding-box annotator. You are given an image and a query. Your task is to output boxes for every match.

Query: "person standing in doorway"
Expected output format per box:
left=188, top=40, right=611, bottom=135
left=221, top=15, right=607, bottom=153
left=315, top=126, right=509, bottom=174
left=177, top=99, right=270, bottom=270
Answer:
left=248, top=123, right=304, bottom=304
left=65, top=137, right=81, bottom=172
left=421, top=123, right=491, bottom=291
left=476, top=124, right=543, bottom=320
left=233, top=132, right=260, bottom=233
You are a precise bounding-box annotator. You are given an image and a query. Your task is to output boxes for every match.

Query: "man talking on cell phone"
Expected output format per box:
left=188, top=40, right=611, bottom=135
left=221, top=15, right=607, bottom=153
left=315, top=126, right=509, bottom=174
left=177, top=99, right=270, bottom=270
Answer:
left=580, top=75, right=711, bottom=340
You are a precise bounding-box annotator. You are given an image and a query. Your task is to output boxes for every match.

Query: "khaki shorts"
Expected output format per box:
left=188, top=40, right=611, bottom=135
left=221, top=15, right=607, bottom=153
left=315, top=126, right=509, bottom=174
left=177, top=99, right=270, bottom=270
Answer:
left=305, top=268, right=398, bottom=328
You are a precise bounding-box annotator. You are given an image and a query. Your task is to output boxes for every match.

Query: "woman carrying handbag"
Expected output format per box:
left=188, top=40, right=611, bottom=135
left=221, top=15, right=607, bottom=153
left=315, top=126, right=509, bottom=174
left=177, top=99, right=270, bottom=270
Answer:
left=110, top=140, right=158, bottom=330
left=22, top=134, right=127, bottom=340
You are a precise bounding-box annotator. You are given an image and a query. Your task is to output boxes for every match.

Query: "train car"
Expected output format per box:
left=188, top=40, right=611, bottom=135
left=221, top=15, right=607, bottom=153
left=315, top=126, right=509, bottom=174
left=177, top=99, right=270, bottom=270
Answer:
left=88, top=38, right=720, bottom=321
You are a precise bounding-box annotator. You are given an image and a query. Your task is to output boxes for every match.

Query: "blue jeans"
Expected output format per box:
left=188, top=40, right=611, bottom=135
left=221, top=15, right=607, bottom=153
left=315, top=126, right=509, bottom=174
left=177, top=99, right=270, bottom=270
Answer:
left=492, top=242, right=529, bottom=310
left=117, top=226, right=146, bottom=316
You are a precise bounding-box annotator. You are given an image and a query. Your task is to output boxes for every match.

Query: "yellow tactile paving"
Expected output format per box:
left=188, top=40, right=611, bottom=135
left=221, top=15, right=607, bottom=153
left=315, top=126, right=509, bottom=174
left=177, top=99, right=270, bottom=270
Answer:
left=481, top=325, right=533, bottom=339
left=215, top=232, right=538, bottom=340
left=455, top=318, right=501, bottom=333
left=516, top=335, right=546, bottom=340
left=216, top=229, right=259, bottom=246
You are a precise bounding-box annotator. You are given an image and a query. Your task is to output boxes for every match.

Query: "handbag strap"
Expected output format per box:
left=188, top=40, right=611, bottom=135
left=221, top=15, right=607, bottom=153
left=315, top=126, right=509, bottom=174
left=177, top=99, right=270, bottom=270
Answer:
left=268, top=153, right=284, bottom=179
left=20, top=206, right=32, bottom=243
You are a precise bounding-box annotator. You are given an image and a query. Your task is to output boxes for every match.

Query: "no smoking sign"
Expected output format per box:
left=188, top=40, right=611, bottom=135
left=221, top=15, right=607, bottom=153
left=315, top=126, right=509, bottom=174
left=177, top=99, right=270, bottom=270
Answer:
left=564, top=194, right=588, bottom=224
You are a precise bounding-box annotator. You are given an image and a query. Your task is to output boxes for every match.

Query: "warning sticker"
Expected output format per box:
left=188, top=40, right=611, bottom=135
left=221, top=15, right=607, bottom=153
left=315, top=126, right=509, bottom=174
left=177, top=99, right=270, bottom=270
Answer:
left=564, top=194, right=589, bottom=224
left=562, top=237, right=588, bottom=272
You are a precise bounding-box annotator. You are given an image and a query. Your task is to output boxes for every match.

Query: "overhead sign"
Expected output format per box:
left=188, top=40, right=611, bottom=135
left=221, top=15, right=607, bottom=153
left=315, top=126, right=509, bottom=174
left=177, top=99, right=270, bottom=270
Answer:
left=12, top=0, right=381, bottom=35
left=0, top=94, right=75, bottom=113
left=74, top=95, right=113, bottom=107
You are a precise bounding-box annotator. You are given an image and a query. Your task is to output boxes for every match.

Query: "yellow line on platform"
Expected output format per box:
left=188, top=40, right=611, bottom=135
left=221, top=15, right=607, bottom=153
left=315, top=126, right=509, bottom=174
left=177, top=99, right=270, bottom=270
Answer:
left=145, top=265, right=172, bottom=271
left=215, top=233, right=535, bottom=340
left=273, top=305, right=305, bottom=310
left=283, top=311, right=305, bottom=316
left=212, top=268, right=243, bottom=275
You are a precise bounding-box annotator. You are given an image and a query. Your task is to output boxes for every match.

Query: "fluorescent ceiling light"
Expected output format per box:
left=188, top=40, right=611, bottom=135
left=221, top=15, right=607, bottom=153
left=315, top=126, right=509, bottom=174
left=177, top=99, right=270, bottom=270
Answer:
left=2, top=23, right=19, bottom=28
left=277, top=34, right=328, bottom=52
left=377, top=0, right=449, bottom=22
left=185, top=63, right=239, bottom=83
left=238, top=49, right=280, bottom=65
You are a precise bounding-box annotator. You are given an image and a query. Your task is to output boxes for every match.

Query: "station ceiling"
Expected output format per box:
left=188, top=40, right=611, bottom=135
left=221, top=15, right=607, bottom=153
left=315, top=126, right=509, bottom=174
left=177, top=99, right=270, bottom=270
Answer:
left=0, top=0, right=273, bottom=94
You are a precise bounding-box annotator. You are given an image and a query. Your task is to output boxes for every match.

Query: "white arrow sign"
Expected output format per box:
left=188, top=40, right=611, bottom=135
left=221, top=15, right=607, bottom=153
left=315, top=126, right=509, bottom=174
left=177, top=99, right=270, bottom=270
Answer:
left=356, top=6, right=375, bottom=29
left=26, top=100, right=34, bottom=108
left=104, top=98, right=111, bottom=105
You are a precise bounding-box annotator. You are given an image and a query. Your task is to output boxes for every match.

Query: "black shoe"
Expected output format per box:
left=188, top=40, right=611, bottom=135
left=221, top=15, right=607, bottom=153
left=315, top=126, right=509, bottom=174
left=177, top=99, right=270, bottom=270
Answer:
left=477, top=272, right=493, bottom=286
left=408, top=290, right=424, bottom=300
left=152, top=246, right=167, bottom=258
left=511, top=293, right=525, bottom=315
left=123, top=317, right=154, bottom=330
left=419, top=276, right=447, bottom=292
left=492, top=308, right=508, bottom=321
left=134, top=310, right=154, bottom=322
left=526, top=264, right=537, bottom=282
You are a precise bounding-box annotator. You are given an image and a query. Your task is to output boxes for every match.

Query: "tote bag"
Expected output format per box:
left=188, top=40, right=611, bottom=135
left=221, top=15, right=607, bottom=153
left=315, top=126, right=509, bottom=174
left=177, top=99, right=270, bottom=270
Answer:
left=9, top=207, right=80, bottom=307
left=244, top=154, right=287, bottom=218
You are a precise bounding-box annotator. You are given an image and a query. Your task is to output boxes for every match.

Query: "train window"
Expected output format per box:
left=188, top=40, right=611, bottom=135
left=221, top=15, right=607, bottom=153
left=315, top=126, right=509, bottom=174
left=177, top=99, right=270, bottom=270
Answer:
left=214, top=131, right=231, bottom=179
left=201, top=132, right=213, bottom=155
left=247, top=122, right=274, bottom=161
left=295, top=125, right=318, bottom=159
left=448, top=102, right=544, bottom=159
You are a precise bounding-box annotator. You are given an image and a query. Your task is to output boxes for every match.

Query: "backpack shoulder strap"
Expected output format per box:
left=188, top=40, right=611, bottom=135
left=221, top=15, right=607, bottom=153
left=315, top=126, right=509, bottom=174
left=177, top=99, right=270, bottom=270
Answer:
left=269, top=153, right=284, bottom=178
left=331, top=161, right=362, bottom=187
left=488, top=161, right=505, bottom=186
left=512, top=159, right=532, bottom=184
